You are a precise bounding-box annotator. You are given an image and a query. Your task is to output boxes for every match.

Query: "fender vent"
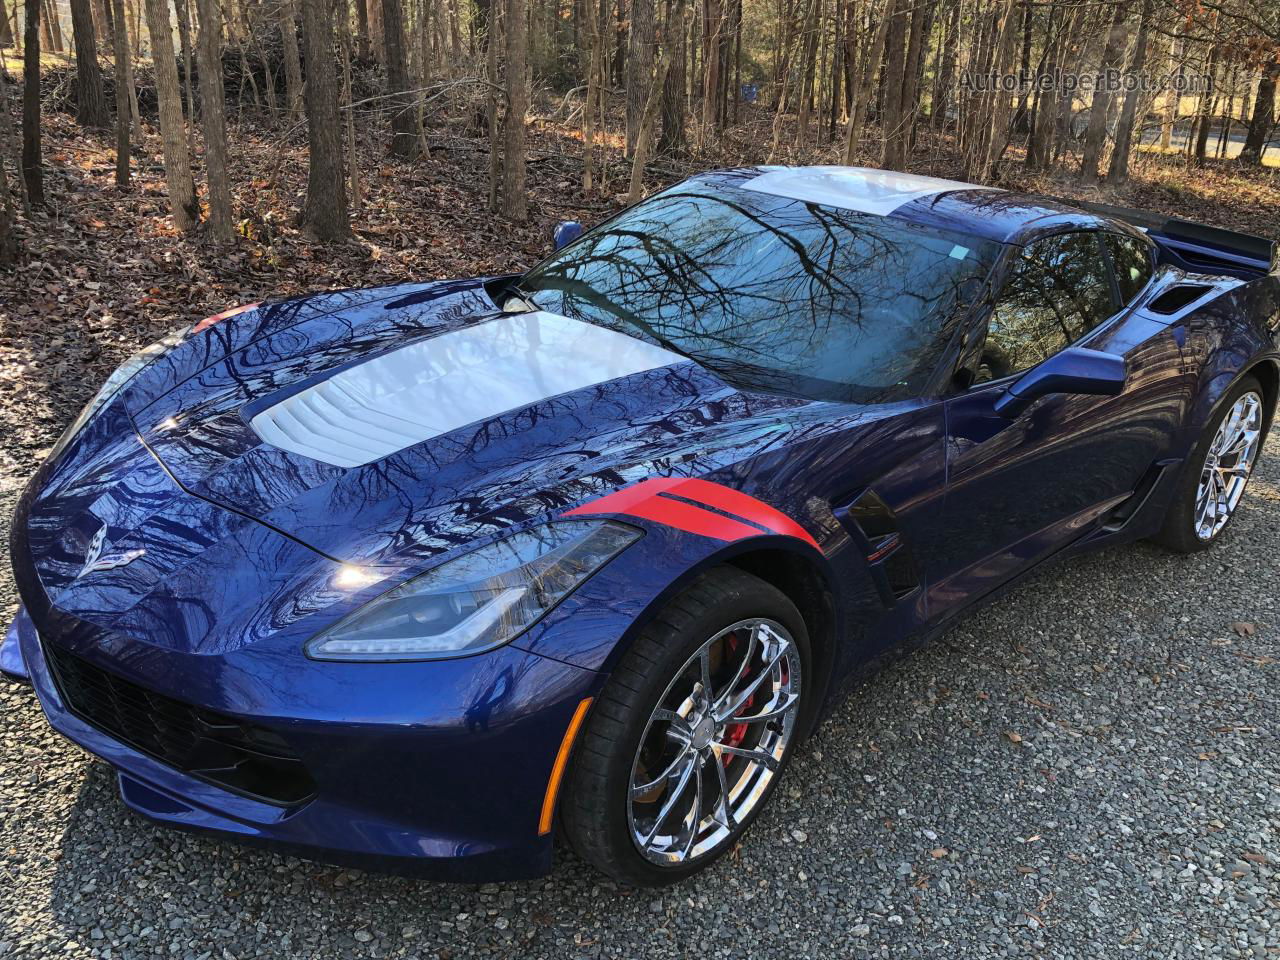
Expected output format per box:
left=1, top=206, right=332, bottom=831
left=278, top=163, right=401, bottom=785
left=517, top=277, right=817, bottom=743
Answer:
left=1147, top=284, right=1212, bottom=315
left=833, top=489, right=920, bottom=604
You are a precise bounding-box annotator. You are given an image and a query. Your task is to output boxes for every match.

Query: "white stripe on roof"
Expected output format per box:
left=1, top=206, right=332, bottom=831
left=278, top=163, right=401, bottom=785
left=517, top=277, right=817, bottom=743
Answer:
left=740, top=166, right=1001, bottom=216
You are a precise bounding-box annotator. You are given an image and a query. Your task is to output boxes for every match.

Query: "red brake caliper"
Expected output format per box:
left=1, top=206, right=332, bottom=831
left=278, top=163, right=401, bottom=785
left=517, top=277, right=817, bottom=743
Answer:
left=721, top=632, right=752, bottom=764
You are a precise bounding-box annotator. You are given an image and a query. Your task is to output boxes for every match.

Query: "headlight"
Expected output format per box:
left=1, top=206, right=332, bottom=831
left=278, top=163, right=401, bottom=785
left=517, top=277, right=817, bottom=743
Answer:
left=306, top=520, right=642, bottom=662
left=46, top=303, right=258, bottom=464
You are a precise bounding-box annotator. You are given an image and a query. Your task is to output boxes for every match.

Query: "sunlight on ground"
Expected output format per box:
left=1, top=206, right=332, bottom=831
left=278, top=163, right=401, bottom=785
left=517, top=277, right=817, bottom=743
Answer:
left=1137, top=142, right=1280, bottom=169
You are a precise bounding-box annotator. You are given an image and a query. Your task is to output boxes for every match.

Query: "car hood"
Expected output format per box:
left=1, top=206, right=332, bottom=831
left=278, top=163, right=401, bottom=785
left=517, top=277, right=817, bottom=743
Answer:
left=119, top=277, right=814, bottom=569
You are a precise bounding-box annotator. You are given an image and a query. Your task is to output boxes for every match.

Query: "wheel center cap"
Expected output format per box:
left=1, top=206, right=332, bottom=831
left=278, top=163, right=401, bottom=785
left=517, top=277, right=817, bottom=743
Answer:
left=691, top=716, right=715, bottom=749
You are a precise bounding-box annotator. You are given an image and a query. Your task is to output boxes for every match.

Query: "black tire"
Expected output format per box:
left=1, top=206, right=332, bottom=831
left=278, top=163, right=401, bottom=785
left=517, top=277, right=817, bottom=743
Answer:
left=1152, top=375, right=1267, bottom=553
left=561, top=566, right=811, bottom=887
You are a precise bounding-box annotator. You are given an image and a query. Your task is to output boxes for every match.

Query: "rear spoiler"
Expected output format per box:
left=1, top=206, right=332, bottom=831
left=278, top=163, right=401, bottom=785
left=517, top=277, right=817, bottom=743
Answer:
left=1057, top=198, right=1278, bottom=279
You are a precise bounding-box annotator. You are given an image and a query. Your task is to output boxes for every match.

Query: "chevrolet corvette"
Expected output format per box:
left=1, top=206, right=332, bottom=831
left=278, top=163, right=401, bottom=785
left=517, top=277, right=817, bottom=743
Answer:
left=5, top=166, right=1278, bottom=886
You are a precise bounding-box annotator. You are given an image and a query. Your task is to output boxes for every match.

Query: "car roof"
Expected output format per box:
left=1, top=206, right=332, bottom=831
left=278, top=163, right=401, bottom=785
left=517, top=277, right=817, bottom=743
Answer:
left=692, top=166, right=1137, bottom=246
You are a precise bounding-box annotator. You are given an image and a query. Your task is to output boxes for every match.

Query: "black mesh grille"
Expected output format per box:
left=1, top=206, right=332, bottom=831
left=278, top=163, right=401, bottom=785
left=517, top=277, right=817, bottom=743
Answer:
left=43, top=642, right=316, bottom=806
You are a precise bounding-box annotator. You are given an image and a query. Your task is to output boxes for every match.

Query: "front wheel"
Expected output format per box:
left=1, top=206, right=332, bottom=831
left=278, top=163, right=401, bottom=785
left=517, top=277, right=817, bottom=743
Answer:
left=1153, top=376, right=1268, bottom=552
left=561, top=567, right=810, bottom=886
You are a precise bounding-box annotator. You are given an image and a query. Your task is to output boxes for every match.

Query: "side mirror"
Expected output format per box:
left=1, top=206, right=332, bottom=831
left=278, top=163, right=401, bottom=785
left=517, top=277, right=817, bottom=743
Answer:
left=551, top=220, right=584, bottom=251
left=993, top=346, right=1126, bottom=418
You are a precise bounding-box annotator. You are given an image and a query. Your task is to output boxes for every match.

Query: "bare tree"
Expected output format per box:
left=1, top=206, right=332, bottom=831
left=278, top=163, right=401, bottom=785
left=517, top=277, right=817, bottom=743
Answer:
left=21, top=0, right=42, bottom=205
left=879, top=0, right=907, bottom=168
left=278, top=0, right=304, bottom=118
left=629, top=0, right=685, bottom=201
left=1106, top=0, right=1152, bottom=184
left=69, top=0, right=110, bottom=126
left=1240, top=58, right=1278, bottom=165
left=501, top=0, right=527, bottom=220
left=627, top=0, right=656, bottom=154
left=173, top=0, right=197, bottom=149
left=0, top=142, right=17, bottom=267
left=195, top=0, right=234, bottom=241
left=299, top=0, right=351, bottom=239
left=111, top=0, right=130, bottom=185
left=1079, top=1, right=1128, bottom=184
left=143, top=0, right=199, bottom=229
left=382, top=0, right=415, bottom=156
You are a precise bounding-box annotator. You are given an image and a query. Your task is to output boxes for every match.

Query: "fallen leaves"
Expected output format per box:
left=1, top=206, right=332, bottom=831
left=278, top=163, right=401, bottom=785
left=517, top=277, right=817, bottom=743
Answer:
left=1230, top=621, right=1258, bottom=637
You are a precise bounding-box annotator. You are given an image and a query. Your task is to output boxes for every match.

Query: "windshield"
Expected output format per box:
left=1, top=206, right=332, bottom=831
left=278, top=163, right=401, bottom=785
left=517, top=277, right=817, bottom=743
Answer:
left=518, top=181, right=999, bottom=403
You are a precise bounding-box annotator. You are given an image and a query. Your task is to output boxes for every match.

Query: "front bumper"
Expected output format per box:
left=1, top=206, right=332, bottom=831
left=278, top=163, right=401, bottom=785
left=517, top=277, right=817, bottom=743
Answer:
left=10, top=601, right=601, bottom=881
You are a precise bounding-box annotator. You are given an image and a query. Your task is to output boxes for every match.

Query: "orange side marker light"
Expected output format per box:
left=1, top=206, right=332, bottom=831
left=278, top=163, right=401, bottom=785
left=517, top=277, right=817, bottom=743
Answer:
left=538, top=697, right=594, bottom=836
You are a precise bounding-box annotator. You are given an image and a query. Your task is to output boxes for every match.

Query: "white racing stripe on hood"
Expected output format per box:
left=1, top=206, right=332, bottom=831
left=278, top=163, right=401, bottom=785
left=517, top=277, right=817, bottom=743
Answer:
left=249, top=311, right=684, bottom=468
left=740, top=166, right=999, bottom=216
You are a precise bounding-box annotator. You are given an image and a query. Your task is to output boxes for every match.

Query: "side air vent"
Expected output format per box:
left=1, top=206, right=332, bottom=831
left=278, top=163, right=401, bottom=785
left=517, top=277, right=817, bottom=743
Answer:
left=833, top=489, right=920, bottom=605
left=1147, top=284, right=1213, bottom=315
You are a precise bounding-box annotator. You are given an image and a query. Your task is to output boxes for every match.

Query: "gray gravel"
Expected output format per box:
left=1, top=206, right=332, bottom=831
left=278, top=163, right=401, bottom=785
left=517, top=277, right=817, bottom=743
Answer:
left=1, top=435, right=1277, bottom=960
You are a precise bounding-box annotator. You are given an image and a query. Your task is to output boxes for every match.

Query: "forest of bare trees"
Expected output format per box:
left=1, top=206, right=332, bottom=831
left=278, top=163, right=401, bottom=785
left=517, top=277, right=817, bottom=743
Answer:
left=0, top=0, right=1278, bottom=265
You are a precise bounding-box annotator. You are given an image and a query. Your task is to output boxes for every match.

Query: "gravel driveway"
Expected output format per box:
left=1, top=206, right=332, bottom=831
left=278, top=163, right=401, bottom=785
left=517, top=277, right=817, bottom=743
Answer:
left=1, top=435, right=1276, bottom=960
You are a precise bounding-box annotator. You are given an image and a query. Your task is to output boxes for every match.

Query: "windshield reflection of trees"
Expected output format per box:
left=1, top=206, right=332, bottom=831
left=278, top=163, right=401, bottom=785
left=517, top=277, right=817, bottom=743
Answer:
left=522, top=190, right=991, bottom=403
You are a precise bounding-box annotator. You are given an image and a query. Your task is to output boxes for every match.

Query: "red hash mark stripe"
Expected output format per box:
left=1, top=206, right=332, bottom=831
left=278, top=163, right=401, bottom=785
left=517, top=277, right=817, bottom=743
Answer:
left=564, top=477, right=821, bottom=551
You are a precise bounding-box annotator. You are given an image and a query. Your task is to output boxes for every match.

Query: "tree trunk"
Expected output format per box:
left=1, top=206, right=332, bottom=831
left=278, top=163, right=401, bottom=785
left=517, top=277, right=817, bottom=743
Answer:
left=338, top=5, right=362, bottom=211
left=22, top=0, right=42, bottom=205
left=278, top=0, right=304, bottom=117
left=657, top=0, right=685, bottom=155
left=1240, top=59, right=1278, bottom=166
left=299, top=0, right=350, bottom=238
left=0, top=140, right=18, bottom=267
left=842, top=0, right=889, bottom=163
left=582, top=0, right=600, bottom=190
left=122, top=0, right=142, bottom=138
left=195, top=0, right=233, bottom=241
left=0, top=0, right=12, bottom=44
left=143, top=0, right=199, bottom=229
left=898, top=0, right=925, bottom=153
left=629, top=0, right=684, bottom=202
left=1105, top=0, right=1150, bottom=184
left=879, top=0, right=907, bottom=169
left=1192, top=44, right=1217, bottom=165
left=111, top=0, right=130, bottom=185
left=69, top=0, right=110, bottom=126
left=794, top=0, right=819, bottom=147
left=381, top=0, right=414, bottom=155
left=354, top=0, right=369, bottom=57
left=44, top=0, right=62, bottom=50
left=486, top=0, right=501, bottom=206
left=1078, top=0, right=1127, bottom=184
left=501, top=0, right=527, bottom=220
left=979, top=0, right=1020, bottom=179
left=931, top=0, right=959, bottom=130
left=626, top=0, right=655, bottom=154
left=173, top=0, right=196, bottom=152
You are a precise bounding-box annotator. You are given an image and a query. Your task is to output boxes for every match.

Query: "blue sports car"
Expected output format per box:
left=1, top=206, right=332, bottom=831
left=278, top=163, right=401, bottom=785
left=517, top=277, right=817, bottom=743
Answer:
left=5, top=167, right=1278, bottom=886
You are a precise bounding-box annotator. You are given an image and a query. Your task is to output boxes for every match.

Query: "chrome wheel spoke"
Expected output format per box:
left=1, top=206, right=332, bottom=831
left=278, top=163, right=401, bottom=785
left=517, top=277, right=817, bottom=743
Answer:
left=711, top=751, right=737, bottom=831
left=727, top=691, right=800, bottom=725
left=714, top=637, right=790, bottom=723
left=641, top=754, right=698, bottom=845
left=631, top=742, right=692, bottom=798
left=713, top=741, right=780, bottom=771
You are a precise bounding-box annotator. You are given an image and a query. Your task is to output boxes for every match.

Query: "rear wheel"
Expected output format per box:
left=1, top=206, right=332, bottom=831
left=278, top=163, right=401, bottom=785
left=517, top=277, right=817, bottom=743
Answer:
left=562, top=567, right=810, bottom=886
left=1153, top=376, right=1267, bottom=552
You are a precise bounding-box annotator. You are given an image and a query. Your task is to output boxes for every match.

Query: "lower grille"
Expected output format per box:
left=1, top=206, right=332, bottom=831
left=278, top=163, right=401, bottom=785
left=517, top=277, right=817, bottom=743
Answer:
left=43, top=642, right=316, bottom=806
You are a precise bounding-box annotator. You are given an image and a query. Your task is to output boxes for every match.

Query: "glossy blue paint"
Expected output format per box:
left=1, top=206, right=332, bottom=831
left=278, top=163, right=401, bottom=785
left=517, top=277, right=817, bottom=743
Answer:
left=8, top=168, right=1280, bottom=880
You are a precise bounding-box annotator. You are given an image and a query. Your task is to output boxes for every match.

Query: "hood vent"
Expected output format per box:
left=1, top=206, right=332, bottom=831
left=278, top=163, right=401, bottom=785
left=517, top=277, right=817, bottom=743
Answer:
left=249, top=311, right=684, bottom=468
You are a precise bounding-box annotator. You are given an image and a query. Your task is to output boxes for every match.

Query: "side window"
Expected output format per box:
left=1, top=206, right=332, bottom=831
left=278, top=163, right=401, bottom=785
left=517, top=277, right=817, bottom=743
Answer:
left=977, top=233, right=1117, bottom=382
left=1105, top=233, right=1155, bottom=305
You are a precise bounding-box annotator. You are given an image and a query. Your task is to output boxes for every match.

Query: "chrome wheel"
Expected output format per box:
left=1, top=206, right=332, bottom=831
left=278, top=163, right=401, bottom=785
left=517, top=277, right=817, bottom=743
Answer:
left=1195, top=390, right=1263, bottom=541
left=627, top=618, right=802, bottom=865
